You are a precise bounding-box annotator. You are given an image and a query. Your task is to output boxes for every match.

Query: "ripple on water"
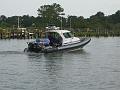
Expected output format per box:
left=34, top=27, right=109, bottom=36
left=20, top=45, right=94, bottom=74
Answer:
left=0, top=38, right=120, bottom=90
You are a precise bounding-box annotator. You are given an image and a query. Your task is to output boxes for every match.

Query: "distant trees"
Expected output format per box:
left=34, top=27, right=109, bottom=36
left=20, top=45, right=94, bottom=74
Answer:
left=37, top=3, right=64, bottom=27
left=0, top=15, right=8, bottom=28
left=0, top=3, right=120, bottom=32
left=38, top=3, right=64, bottom=18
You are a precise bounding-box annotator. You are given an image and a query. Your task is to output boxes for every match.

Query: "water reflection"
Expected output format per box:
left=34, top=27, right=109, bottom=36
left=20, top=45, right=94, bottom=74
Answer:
left=27, top=52, right=64, bottom=75
left=44, top=52, right=64, bottom=73
left=43, top=53, right=64, bottom=90
left=44, top=52, right=64, bottom=60
left=68, top=49, right=89, bottom=55
left=0, top=51, right=24, bottom=55
left=26, top=52, right=65, bottom=90
left=26, top=49, right=89, bottom=63
left=26, top=53, right=43, bottom=59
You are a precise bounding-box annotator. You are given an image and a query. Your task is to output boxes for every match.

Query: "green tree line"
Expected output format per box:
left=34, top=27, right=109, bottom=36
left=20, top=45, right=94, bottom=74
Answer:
left=0, top=3, right=120, bottom=31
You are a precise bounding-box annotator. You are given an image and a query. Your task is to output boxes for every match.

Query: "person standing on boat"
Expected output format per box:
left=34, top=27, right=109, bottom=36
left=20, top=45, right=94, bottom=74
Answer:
left=47, top=32, right=62, bottom=47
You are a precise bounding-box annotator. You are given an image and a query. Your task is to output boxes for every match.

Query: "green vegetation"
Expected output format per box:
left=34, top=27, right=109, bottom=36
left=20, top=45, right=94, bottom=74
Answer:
left=0, top=3, right=120, bottom=38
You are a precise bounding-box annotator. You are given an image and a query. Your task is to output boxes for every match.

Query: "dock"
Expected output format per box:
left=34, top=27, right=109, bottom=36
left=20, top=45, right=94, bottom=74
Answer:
left=0, top=28, right=44, bottom=39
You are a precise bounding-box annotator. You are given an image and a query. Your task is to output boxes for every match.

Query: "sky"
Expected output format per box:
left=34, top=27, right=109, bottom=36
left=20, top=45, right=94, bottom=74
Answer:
left=0, top=0, right=120, bottom=18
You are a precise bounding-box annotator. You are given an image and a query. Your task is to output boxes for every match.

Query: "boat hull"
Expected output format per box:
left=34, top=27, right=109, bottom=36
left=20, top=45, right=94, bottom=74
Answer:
left=25, top=38, right=91, bottom=53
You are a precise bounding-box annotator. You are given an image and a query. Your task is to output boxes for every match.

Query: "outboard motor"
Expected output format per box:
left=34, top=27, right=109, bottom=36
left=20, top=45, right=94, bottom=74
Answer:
left=28, top=38, right=50, bottom=52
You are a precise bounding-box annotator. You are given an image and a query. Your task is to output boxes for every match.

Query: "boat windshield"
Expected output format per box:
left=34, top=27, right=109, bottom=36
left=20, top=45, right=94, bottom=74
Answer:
left=63, top=32, right=73, bottom=38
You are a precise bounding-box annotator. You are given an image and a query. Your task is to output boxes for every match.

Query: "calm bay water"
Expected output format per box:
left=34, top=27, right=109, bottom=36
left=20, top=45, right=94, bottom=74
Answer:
left=0, top=37, right=120, bottom=90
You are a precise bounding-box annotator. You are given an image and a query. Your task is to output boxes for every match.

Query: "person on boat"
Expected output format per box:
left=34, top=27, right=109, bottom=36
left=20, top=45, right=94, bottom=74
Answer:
left=55, top=35, right=62, bottom=46
left=35, top=38, right=50, bottom=47
left=47, top=32, right=62, bottom=47
left=35, top=32, right=50, bottom=47
left=48, top=33, right=55, bottom=46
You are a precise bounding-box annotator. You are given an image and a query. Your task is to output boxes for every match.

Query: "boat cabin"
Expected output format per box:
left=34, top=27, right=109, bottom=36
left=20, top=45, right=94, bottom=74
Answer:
left=45, top=29, right=80, bottom=46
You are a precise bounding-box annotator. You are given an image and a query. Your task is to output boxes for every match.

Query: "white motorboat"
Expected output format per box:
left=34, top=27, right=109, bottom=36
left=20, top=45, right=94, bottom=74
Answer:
left=25, top=26, right=91, bottom=53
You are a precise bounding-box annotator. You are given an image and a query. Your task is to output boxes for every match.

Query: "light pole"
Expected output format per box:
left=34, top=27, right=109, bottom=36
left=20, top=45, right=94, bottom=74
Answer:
left=18, top=16, right=20, bottom=29
left=70, top=17, right=72, bottom=30
left=68, top=15, right=72, bottom=30
left=59, top=13, right=65, bottom=30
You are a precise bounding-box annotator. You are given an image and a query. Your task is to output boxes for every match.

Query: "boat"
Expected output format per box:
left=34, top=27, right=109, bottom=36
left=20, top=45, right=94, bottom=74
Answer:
left=25, top=26, right=91, bottom=53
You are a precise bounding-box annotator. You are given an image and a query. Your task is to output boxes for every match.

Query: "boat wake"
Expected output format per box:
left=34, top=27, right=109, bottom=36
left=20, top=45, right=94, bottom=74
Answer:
left=0, top=51, right=24, bottom=55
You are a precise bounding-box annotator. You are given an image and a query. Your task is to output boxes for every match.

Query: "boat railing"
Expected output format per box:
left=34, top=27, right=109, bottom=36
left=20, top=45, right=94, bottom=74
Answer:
left=45, top=26, right=60, bottom=30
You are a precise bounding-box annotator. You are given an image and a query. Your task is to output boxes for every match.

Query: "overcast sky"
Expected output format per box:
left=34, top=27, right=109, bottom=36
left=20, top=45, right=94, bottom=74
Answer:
left=0, top=0, right=120, bottom=18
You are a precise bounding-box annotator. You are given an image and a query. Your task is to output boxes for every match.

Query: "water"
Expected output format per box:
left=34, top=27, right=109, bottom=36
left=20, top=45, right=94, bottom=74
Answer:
left=0, top=37, right=120, bottom=90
